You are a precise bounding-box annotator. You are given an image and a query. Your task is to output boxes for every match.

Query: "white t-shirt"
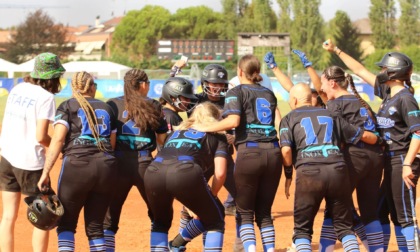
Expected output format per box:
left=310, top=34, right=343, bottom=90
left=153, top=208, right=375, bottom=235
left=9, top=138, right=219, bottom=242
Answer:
left=228, top=73, right=274, bottom=91
left=0, top=82, right=55, bottom=170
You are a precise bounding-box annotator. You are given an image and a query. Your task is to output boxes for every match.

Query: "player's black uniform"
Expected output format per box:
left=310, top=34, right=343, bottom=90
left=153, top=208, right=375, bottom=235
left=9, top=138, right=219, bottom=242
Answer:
left=193, top=92, right=236, bottom=199
left=326, top=96, right=383, bottom=224
left=375, top=81, right=420, bottom=232
left=163, top=107, right=183, bottom=133
left=280, top=106, right=364, bottom=243
left=223, top=84, right=281, bottom=249
left=54, top=98, right=118, bottom=240
left=103, top=96, right=168, bottom=234
left=144, top=129, right=228, bottom=241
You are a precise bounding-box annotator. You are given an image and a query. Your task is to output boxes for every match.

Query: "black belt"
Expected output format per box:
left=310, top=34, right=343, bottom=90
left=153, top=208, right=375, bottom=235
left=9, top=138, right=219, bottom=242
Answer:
left=239, top=141, right=279, bottom=149
left=154, top=155, right=194, bottom=163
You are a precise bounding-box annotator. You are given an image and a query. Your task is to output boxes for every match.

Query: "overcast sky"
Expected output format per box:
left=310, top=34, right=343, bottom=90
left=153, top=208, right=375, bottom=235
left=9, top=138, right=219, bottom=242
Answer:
left=0, top=0, right=378, bottom=28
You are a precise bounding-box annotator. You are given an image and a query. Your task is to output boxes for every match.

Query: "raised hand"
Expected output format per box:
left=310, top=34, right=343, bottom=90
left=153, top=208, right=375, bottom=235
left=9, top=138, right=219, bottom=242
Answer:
left=292, top=49, right=312, bottom=68
left=322, top=39, right=335, bottom=52
left=264, top=52, right=277, bottom=69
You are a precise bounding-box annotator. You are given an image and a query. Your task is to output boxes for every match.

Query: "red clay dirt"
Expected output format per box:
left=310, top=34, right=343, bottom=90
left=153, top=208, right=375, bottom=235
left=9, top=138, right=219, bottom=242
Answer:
left=0, top=157, right=403, bottom=251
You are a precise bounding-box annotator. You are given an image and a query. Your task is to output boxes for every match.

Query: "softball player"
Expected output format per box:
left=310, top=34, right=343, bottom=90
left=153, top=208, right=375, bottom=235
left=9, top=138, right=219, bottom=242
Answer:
left=0, top=52, right=65, bottom=252
left=37, top=71, right=118, bottom=252
left=323, top=39, right=420, bottom=252
left=103, top=69, right=168, bottom=251
left=144, top=102, right=228, bottom=252
left=280, top=83, right=381, bottom=252
left=196, top=54, right=281, bottom=252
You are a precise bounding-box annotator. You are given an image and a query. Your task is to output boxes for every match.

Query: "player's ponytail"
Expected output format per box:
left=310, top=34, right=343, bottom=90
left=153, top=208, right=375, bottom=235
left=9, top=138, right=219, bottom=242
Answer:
left=123, top=69, right=161, bottom=132
left=405, top=78, right=415, bottom=94
left=347, top=74, right=378, bottom=125
left=238, top=54, right=263, bottom=84
left=70, top=71, right=108, bottom=152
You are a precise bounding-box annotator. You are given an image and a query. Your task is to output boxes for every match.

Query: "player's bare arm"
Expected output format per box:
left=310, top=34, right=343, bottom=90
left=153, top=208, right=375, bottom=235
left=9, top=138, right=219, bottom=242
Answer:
left=323, top=39, right=376, bottom=86
left=402, top=136, right=420, bottom=188
left=281, top=146, right=293, bottom=199
left=212, top=157, right=227, bottom=197
left=37, top=123, right=68, bottom=191
left=195, top=114, right=240, bottom=133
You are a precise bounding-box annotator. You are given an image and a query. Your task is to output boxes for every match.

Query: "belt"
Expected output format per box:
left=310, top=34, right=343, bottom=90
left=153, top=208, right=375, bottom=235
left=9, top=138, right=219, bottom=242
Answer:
left=385, top=150, right=407, bottom=157
left=114, top=150, right=151, bottom=158
left=237, top=141, right=279, bottom=149
left=154, top=155, right=194, bottom=163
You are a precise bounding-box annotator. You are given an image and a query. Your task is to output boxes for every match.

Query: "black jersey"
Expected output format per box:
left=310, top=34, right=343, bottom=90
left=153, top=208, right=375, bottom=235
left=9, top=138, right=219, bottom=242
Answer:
left=55, top=98, right=116, bottom=156
left=279, top=106, right=363, bottom=168
left=223, top=84, right=278, bottom=145
left=327, top=95, right=376, bottom=132
left=374, top=80, right=420, bottom=152
left=157, top=129, right=228, bottom=172
left=162, top=107, right=183, bottom=133
left=106, top=96, right=168, bottom=152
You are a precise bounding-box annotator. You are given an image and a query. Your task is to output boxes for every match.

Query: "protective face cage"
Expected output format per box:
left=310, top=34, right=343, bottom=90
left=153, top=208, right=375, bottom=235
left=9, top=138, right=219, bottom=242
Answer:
left=24, top=194, right=64, bottom=230
left=202, top=82, right=228, bottom=97
left=173, top=96, right=198, bottom=113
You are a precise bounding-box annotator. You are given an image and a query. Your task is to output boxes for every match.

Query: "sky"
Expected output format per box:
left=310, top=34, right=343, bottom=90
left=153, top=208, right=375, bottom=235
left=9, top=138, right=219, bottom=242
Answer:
left=0, top=0, right=377, bottom=29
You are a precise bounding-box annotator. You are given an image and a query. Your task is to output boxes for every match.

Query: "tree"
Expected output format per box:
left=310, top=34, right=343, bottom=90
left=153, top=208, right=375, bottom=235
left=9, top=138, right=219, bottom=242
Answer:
left=168, top=6, right=224, bottom=39
left=5, top=9, right=68, bottom=63
left=326, top=11, right=363, bottom=69
left=111, top=5, right=172, bottom=61
left=398, top=0, right=420, bottom=46
left=236, top=0, right=277, bottom=32
left=277, top=0, right=292, bottom=33
left=290, top=0, right=325, bottom=69
left=221, top=0, right=239, bottom=39
left=369, top=0, right=396, bottom=49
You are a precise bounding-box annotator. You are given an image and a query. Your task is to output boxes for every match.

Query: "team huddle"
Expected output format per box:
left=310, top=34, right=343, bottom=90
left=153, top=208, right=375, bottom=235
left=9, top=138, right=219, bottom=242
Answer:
left=0, top=38, right=419, bottom=252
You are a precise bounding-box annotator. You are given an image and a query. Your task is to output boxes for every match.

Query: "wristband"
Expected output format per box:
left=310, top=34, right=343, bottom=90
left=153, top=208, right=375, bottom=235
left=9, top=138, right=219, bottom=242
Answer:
left=284, top=164, right=293, bottom=179
left=403, top=164, right=412, bottom=167
left=375, top=136, right=384, bottom=146
left=334, top=46, right=342, bottom=56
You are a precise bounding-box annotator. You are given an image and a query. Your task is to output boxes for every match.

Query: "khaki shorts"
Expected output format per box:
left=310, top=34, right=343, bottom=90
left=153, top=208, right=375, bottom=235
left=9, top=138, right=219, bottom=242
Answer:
left=0, top=156, right=43, bottom=196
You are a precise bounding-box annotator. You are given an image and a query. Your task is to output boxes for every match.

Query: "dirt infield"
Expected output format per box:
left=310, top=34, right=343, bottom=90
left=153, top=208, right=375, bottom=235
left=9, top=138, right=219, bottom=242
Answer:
left=0, top=158, right=403, bottom=251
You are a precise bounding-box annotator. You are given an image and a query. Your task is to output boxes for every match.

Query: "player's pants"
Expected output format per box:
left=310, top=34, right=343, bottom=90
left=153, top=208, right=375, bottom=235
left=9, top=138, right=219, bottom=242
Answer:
left=294, top=163, right=354, bottom=242
left=57, top=153, right=117, bottom=240
left=234, top=141, right=282, bottom=229
left=103, top=150, right=153, bottom=233
left=383, top=152, right=420, bottom=228
left=144, top=156, right=225, bottom=234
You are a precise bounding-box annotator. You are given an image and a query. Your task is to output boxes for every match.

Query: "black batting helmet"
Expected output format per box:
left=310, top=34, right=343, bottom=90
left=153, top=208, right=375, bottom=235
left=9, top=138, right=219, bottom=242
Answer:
left=24, top=193, right=64, bottom=230
left=161, top=77, right=197, bottom=112
left=201, top=64, right=229, bottom=97
left=375, top=52, right=413, bottom=82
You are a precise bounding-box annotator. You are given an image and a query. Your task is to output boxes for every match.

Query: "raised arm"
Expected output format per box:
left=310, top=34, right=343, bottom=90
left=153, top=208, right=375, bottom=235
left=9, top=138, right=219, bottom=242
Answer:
left=292, top=49, right=327, bottom=104
left=322, top=39, right=376, bottom=86
left=264, top=52, right=294, bottom=92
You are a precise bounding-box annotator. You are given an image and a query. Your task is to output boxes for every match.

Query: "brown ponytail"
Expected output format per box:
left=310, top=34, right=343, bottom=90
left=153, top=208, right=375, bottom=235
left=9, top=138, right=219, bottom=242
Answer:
left=347, top=74, right=377, bottom=125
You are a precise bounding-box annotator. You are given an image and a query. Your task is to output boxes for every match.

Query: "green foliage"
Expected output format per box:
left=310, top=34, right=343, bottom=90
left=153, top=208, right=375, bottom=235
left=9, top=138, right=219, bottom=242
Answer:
left=221, top=0, right=239, bottom=39
left=290, top=0, right=325, bottom=69
left=111, top=5, right=172, bottom=61
left=236, top=0, right=277, bottom=32
left=398, top=0, right=420, bottom=46
left=369, top=0, right=396, bottom=49
left=277, top=0, right=292, bottom=33
left=5, top=9, right=69, bottom=63
left=167, top=6, right=224, bottom=39
left=326, top=11, right=363, bottom=70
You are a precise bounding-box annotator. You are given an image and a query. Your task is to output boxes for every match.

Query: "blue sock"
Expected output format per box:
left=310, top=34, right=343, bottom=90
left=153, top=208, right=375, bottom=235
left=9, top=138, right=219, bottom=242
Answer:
left=354, top=222, right=368, bottom=250
left=89, top=238, right=105, bottom=252
left=402, top=226, right=415, bottom=252
left=319, top=218, right=336, bottom=252
left=341, top=234, right=360, bottom=252
left=295, top=238, right=312, bottom=252
left=261, top=226, right=275, bottom=252
left=179, top=207, right=193, bottom=233
left=239, top=223, right=256, bottom=251
left=364, top=221, right=384, bottom=252
left=150, top=232, right=168, bottom=252
left=381, top=224, right=391, bottom=251
left=204, top=231, right=223, bottom=252
left=58, top=231, right=75, bottom=252
left=104, top=230, right=115, bottom=252
left=202, top=231, right=207, bottom=247
left=181, top=219, right=205, bottom=241
left=395, top=226, right=409, bottom=252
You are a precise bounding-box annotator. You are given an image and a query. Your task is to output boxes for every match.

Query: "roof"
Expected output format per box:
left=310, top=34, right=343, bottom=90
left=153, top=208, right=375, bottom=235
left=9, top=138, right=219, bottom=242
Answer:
left=62, top=61, right=130, bottom=73
left=353, top=18, right=372, bottom=35
left=0, top=58, right=17, bottom=71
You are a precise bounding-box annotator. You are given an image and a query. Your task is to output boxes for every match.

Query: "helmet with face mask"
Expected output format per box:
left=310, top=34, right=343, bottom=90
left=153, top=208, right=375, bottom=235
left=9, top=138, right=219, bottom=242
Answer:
left=375, top=52, right=413, bottom=84
left=201, top=64, right=229, bottom=97
left=161, top=77, right=198, bottom=112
